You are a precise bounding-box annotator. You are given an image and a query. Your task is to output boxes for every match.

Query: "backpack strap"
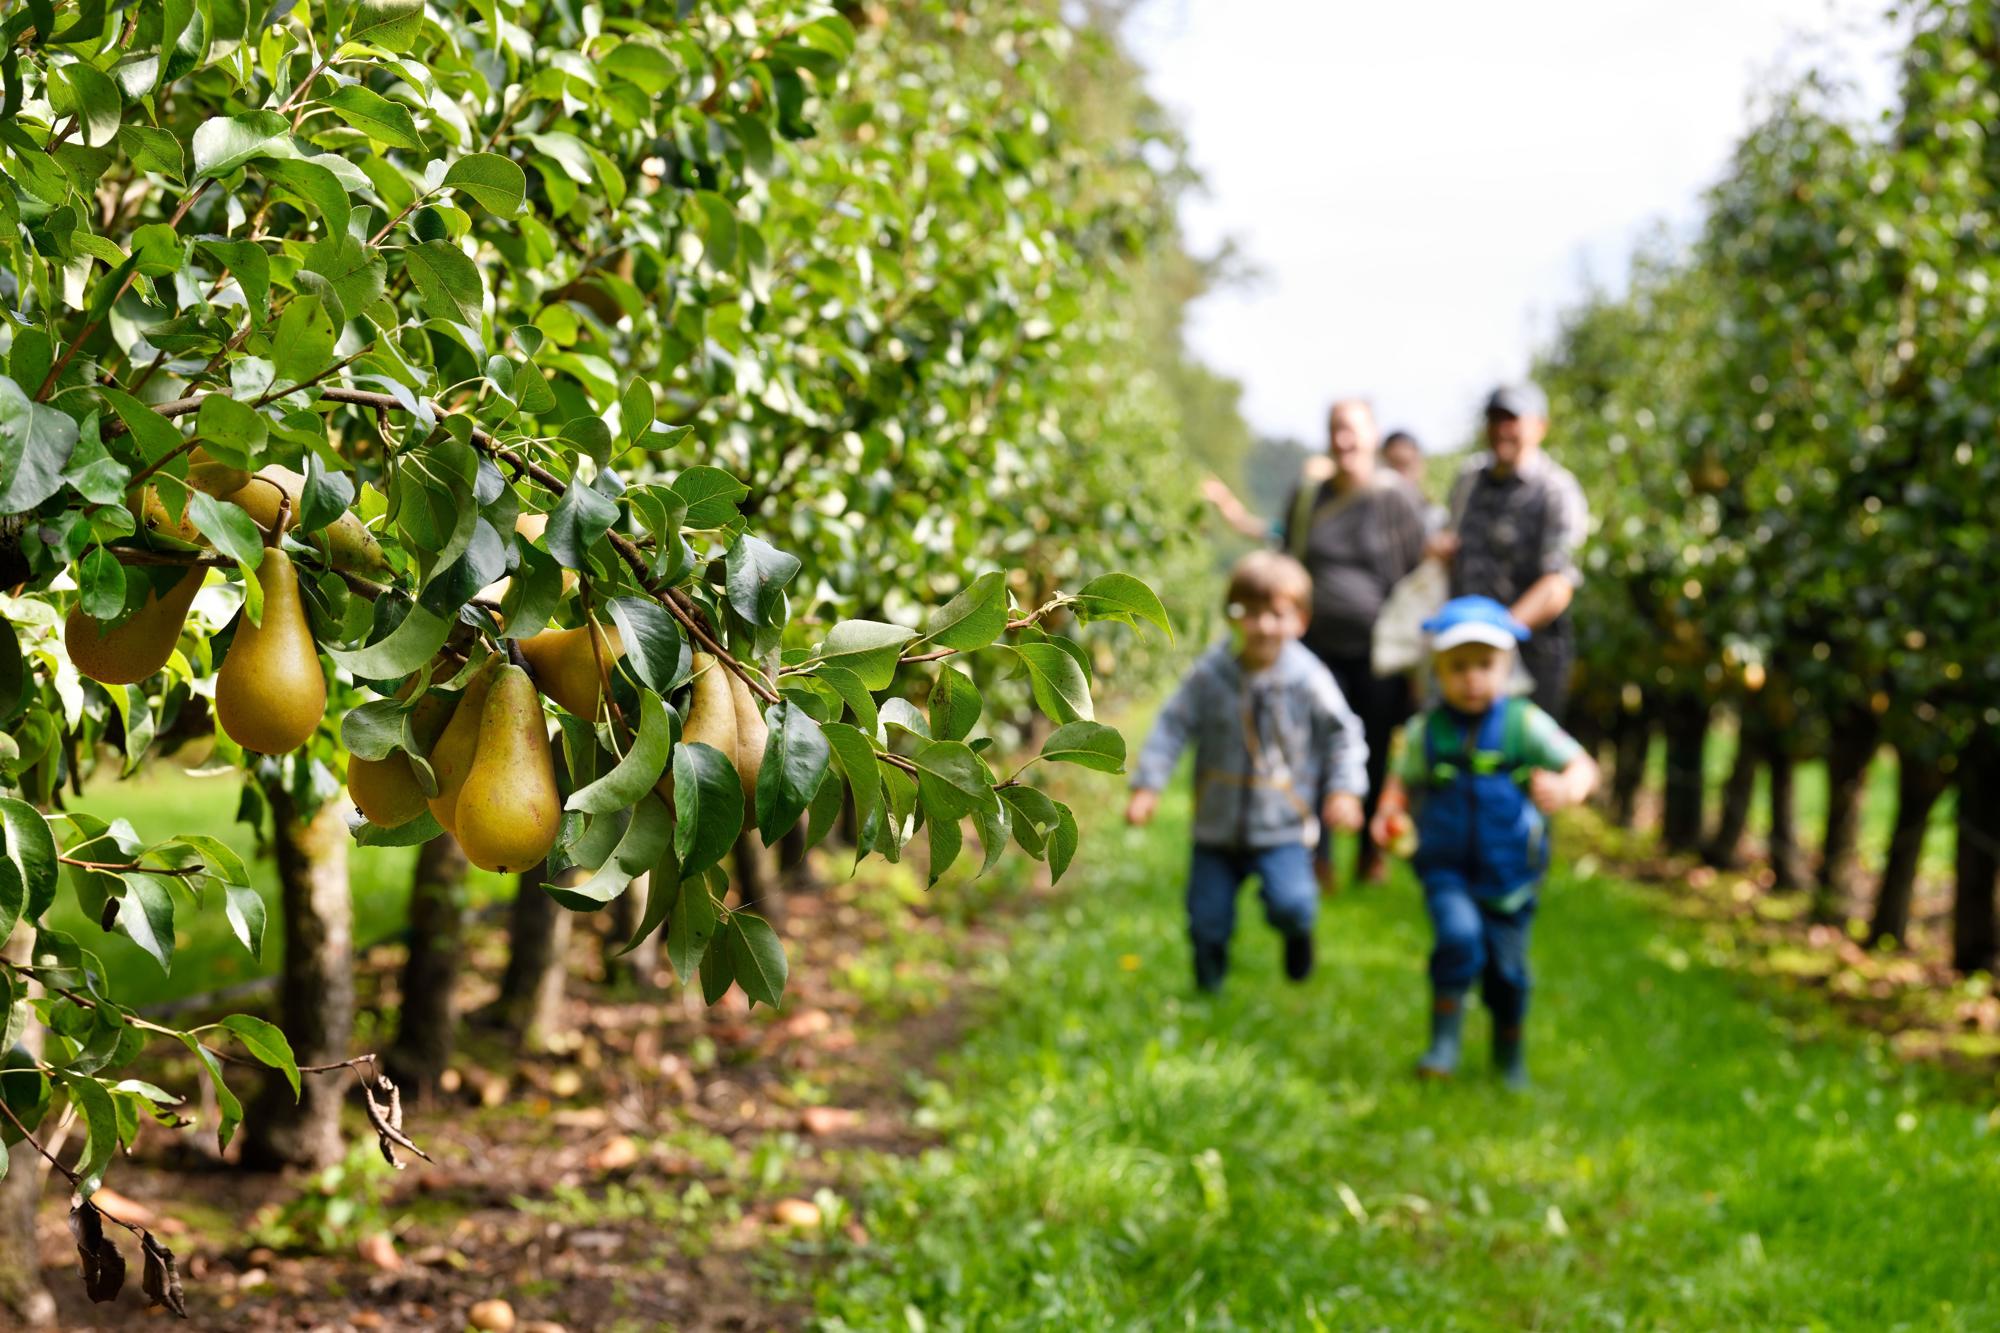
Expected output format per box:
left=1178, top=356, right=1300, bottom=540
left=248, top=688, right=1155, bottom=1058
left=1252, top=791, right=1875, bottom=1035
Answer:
left=1467, top=701, right=1518, bottom=777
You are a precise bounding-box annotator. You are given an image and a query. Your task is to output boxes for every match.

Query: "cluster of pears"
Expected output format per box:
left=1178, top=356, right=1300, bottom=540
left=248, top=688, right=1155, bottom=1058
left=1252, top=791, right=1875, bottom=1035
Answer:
left=349, top=652, right=562, bottom=874
left=67, top=454, right=332, bottom=755
left=680, top=649, right=768, bottom=809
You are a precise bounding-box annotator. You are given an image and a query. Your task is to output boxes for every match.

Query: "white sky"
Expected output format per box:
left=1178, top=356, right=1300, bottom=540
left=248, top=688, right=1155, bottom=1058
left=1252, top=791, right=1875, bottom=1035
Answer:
left=1126, top=0, right=1902, bottom=456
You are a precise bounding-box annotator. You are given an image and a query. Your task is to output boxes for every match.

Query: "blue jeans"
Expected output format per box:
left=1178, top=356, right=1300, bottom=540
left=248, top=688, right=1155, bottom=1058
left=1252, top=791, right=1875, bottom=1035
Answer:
left=1187, top=843, right=1319, bottom=950
left=1423, top=874, right=1536, bottom=1027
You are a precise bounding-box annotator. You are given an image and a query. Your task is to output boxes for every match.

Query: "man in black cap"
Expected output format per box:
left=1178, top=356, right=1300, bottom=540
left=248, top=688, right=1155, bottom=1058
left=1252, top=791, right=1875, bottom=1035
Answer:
left=1426, top=382, right=1589, bottom=720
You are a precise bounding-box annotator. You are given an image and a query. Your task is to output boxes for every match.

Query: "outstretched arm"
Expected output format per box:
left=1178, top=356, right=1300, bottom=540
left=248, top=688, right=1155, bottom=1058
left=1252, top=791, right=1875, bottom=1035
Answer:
left=1199, top=474, right=1274, bottom=542
left=1529, top=752, right=1598, bottom=812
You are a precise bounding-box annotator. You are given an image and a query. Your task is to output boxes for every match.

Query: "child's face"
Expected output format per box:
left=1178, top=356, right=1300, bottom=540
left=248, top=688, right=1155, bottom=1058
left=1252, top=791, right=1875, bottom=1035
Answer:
left=1435, top=643, right=1509, bottom=712
left=1232, top=595, right=1306, bottom=669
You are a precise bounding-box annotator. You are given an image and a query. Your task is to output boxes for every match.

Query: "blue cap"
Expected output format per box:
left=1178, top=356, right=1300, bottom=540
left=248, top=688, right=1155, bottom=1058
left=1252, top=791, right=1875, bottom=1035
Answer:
left=1421, top=596, right=1530, bottom=652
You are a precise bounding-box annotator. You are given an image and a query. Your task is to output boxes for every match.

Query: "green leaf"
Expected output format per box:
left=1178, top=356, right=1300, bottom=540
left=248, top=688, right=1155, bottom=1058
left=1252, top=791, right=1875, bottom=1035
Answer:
left=1038, top=721, right=1126, bottom=773
left=0, top=861, right=20, bottom=952
left=665, top=860, right=718, bottom=981
left=0, top=799, right=58, bottom=924
left=606, top=598, right=688, bottom=693
left=923, top=571, right=1009, bottom=650
left=671, top=741, right=742, bottom=878
left=117, top=125, right=184, bottom=180
left=817, top=620, right=916, bottom=690
left=755, top=701, right=831, bottom=842
left=77, top=546, right=126, bottom=621
left=191, top=111, right=293, bottom=183
left=618, top=844, right=679, bottom=957
left=323, top=85, right=423, bottom=150
left=804, top=767, right=844, bottom=851
left=910, top=739, right=999, bottom=819
left=927, top=809, right=961, bottom=885
left=699, top=929, right=736, bottom=1005
left=178, top=1035, right=242, bottom=1152
left=64, top=1075, right=119, bottom=1194
left=340, top=696, right=408, bottom=760
left=667, top=465, right=749, bottom=528
left=325, top=601, right=454, bottom=678
left=272, top=295, right=337, bottom=387
left=725, top=533, right=800, bottom=629
left=344, top=0, right=424, bottom=52
left=404, top=239, right=484, bottom=329
left=1074, top=572, right=1172, bottom=638
left=218, top=1014, right=298, bottom=1099
left=1048, top=800, right=1078, bottom=883
left=164, top=833, right=249, bottom=887
left=817, top=666, right=877, bottom=737
left=566, top=690, right=673, bottom=813
left=725, top=913, right=787, bottom=1008
left=195, top=392, right=266, bottom=462
left=619, top=378, right=656, bottom=447
left=971, top=801, right=1011, bottom=878
left=61, top=63, right=122, bottom=148
left=194, top=239, right=270, bottom=321
left=1014, top=641, right=1093, bottom=724
left=820, top=722, right=880, bottom=846
left=115, top=872, right=177, bottom=973
left=605, top=40, right=676, bottom=94
left=544, top=477, right=618, bottom=568
left=443, top=152, right=527, bottom=215
left=184, top=490, right=265, bottom=569
left=298, top=452, right=354, bottom=535
left=929, top=666, right=981, bottom=742
left=224, top=884, right=266, bottom=961
left=0, top=373, right=80, bottom=511
left=553, top=797, right=672, bottom=908
left=260, top=158, right=353, bottom=239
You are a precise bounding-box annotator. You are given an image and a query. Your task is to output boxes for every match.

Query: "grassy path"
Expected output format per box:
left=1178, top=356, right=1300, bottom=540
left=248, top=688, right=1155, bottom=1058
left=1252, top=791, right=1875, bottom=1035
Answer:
left=808, top=787, right=2000, bottom=1331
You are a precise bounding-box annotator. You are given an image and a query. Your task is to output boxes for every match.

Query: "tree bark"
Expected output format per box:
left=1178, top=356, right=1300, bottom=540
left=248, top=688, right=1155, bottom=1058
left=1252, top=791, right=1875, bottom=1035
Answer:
left=384, top=834, right=471, bottom=1102
left=1952, top=729, right=2000, bottom=975
left=1704, top=709, right=1760, bottom=868
left=241, top=789, right=354, bottom=1172
left=1660, top=693, right=1712, bottom=853
left=0, top=924, right=56, bottom=1328
left=1816, top=704, right=1881, bottom=919
left=1767, top=737, right=1806, bottom=891
left=779, top=819, right=819, bottom=894
left=1609, top=700, right=1651, bottom=829
left=490, top=864, right=571, bottom=1052
left=603, top=871, right=658, bottom=991
left=1868, top=748, right=1950, bottom=947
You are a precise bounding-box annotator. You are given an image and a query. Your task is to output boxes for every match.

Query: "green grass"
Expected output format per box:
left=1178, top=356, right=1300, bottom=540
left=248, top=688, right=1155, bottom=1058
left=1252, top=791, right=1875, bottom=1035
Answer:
left=49, top=768, right=514, bottom=1009
left=808, top=784, right=2000, bottom=1331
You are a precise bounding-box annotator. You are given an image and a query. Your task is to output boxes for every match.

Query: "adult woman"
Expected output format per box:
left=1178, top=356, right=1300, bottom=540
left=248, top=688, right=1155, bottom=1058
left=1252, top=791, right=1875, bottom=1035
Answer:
left=1205, top=399, right=1428, bottom=883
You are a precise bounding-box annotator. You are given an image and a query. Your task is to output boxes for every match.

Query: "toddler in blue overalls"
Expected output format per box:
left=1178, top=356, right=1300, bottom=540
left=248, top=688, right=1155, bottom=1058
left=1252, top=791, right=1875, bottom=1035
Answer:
left=1371, top=597, right=1598, bottom=1088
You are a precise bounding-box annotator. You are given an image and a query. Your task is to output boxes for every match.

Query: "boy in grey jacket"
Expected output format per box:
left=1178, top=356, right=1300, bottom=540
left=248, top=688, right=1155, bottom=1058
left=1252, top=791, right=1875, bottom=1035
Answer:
left=1127, top=552, right=1369, bottom=991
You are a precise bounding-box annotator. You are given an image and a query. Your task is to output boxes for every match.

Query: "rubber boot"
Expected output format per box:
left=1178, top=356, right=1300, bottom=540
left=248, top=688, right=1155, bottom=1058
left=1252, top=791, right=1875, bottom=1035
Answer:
left=1494, top=1025, right=1528, bottom=1091
left=1416, top=992, right=1465, bottom=1079
left=1283, top=930, right=1314, bottom=982
left=1193, top=941, right=1228, bottom=994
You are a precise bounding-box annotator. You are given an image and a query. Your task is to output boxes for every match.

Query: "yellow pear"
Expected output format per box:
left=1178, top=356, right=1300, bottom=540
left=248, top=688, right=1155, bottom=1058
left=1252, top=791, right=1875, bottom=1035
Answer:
left=130, top=449, right=251, bottom=547
left=729, top=668, right=767, bottom=802
left=64, top=564, right=205, bottom=685
left=518, top=621, right=623, bottom=722
left=186, top=448, right=250, bottom=498
left=454, top=664, right=561, bottom=874
left=426, top=655, right=502, bottom=833
left=215, top=549, right=326, bottom=754
left=681, top=652, right=738, bottom=758
left=348, top=692, right=453, bottom=829
left=226, top=466, right=391, bottom=575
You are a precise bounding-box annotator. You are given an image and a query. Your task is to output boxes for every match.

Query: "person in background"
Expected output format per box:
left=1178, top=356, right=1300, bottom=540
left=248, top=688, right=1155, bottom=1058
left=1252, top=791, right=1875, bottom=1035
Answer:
left=1200, top=402, right=1426, bottom=885
left=1427, top=383, right=1589, bottom=721
left=1381, top=429, right=1447, bottom=533
left=1369, top=596, right=1598, bottom=1088
left=1126, top=551, right=1368, bottom=993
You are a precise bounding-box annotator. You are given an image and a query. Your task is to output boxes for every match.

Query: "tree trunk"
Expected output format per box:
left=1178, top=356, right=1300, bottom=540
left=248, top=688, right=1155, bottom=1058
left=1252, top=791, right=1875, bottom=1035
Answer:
left=1868, top=749, right=1949, bottom=947
left=1817, top=704, right=1881, bottom=919
left=0, top=924, right=56, bottom=1328
left=733, top=828, right=784, bottom=932
left=779, top=819, right=819, bottom=893
left=1610, top=701, right=1651, bottom=829
left=1952, top=730, right=2000, bottom=975
left=1704, top=710, right=1760, bottom=868
left=1660, top=693, right=1711, bottom=853
left=241, top=789, right=354, bottom=1172
left=384, top=834, right=471, bottom=1102
left=490, top=864, right=571, bottom=1052
left=603, top=872, right=658, bottom=991
left=1767, top=737, right=1805, bottom=891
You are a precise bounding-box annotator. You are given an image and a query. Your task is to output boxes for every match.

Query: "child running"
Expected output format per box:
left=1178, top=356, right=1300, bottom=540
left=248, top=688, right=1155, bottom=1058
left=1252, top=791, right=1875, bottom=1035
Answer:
left=1127, top=551, right=1369, bottom=993
left=1370, top=596, right=1598, bottom=1088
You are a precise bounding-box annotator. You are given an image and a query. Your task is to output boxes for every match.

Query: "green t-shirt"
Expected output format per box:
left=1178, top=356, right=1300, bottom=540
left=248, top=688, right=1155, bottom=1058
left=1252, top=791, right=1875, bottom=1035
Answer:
left=1395, top=700, right=1584, bottom=788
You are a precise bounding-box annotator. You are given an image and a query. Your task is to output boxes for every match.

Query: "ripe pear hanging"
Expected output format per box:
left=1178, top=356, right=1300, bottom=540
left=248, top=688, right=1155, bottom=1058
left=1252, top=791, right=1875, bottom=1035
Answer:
left=226, top=466, right=391, bottom=576
left=348, top=692, right=454, bottom=829
left=454, top=664, right=562, bottom=874
left=728, top=668, right=767, bottom=802
left=681, top=652, right=738, bottom=758
left=64, top=564, right=205, bottom=685
left=426, top=655, right=502, bottom=834
left=215, top=549, right=326, bottom=754
left=517, top=620, right=624, bottom=722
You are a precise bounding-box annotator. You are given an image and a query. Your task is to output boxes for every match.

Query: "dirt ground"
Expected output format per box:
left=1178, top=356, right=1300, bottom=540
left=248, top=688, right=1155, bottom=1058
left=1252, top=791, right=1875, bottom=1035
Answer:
left=32, top=856, right=1001, bottom=1333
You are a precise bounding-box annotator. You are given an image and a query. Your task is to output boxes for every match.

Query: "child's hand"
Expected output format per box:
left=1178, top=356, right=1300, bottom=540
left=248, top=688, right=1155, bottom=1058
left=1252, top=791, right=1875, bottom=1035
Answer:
left=1125, top=789, right=1160, bottom=826
left=1530, top=769, right=1583, bottom=812
left=1370, top=807, right=1408, bottom=853
left=1323, top=792, right=1364, bottom=833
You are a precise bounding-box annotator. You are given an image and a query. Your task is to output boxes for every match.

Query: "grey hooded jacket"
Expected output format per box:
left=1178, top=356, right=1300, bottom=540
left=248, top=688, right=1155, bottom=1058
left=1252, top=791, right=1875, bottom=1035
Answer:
left=1132, top=640, right=1369, bottom=849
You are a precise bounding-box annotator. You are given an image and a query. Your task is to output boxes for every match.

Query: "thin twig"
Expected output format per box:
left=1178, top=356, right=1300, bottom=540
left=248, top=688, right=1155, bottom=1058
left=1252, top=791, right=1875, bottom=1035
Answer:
left=58, top=856, right=205, bottom=877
